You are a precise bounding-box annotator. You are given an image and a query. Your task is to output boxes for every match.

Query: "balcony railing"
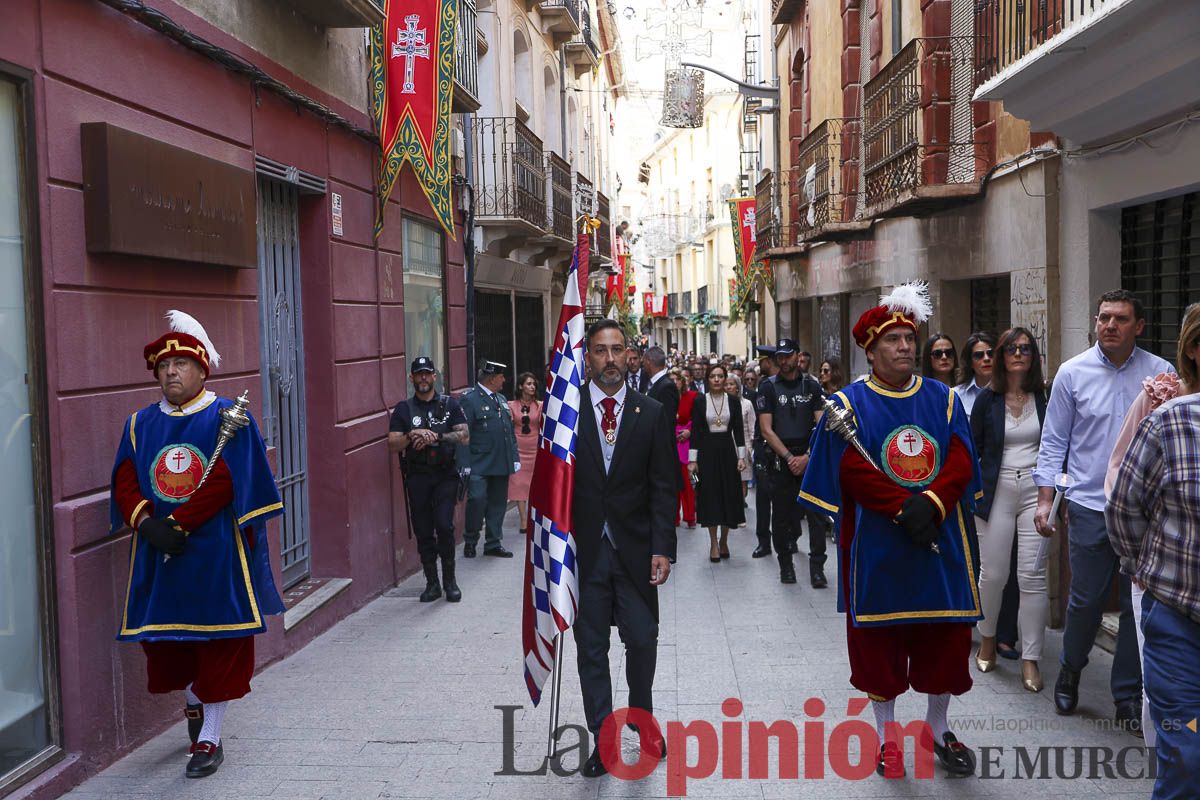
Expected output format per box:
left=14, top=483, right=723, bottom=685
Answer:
left=667, top=292, right=678, bottom=317
left=565, top=0, right=600, bottom=75
left=575, top=172, right=594, bottom=217
left=681, top=291, right=693, bottom=315
left=755, top=171, right=779, bottom=253
left=793, top=118, right=859, bottom=241
left=538, top=0, right=581, bottom=31
left=862, top=37, right=978, bottom=213
left=453, top=0, right=480, bottom=112
left=546, top=152, right=574, bottom=242
left=771, top=0, right=803, bottom=26
left=471, top=117, right=547, bottom=231
left=596, top=191, right=612, bottom=262
left=974, top=0, right=1107, bottom=85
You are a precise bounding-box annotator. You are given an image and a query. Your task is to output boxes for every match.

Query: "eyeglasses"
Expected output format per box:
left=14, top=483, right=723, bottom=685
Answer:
left=971, top=348, right=994, bottom=361
left=521, top=404, right=531, bottom=435
left=819, top=367, right=831, bottom=374
left=1004, top=343, right=1034, bottom=356
left=930, top=348, right=955, bottom=360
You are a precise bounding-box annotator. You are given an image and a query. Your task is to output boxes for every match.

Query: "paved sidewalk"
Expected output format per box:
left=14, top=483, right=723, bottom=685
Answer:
left=64, top=492, right=1155, bottom=799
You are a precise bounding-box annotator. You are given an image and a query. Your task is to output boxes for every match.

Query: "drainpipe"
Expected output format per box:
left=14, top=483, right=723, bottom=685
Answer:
left=461, top=117, right=478, bottom=379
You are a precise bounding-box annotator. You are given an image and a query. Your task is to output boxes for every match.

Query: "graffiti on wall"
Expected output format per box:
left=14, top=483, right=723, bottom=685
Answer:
left=1012, top=268, right=1049, bottom=374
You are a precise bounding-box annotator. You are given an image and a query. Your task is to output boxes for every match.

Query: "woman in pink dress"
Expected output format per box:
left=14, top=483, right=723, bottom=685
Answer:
left=507, top=372, right=542, bottom=528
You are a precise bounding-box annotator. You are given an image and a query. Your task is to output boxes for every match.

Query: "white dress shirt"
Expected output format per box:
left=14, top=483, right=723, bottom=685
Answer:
left=589, top=381, right=627, bottom=547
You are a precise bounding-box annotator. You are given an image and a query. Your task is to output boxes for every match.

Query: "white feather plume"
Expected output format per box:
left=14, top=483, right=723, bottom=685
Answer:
left=165, top=310, right=221, bottom=369
left=879, top=281, right=932, bottom=325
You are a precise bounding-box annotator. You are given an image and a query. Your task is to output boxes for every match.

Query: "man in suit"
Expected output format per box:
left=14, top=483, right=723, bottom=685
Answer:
left=457, top=360, right=520, bottom=558
left=573, top=319, right=678, bottom=778
left=625, top=346, right=646, bottom=392
left=641, top=346, right=678, bottom=424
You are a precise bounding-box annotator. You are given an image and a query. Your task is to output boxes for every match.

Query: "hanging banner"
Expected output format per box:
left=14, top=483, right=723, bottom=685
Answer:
left=728, top=197, right=757, bottom=278
left=606, top=273, right=623, bottom=303
left=370, top=0, right=458, bottom=239
left=643, top=292, right=655, bottom=317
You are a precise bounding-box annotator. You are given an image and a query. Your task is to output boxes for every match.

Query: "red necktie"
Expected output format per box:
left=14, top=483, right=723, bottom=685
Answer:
left=600, top=397, right=617, bottom=444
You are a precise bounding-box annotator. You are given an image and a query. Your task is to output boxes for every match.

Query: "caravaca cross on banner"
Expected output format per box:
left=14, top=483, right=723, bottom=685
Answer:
left=521, top=224, right=592, bottom=705
left=370, top=0, right=458, bottom=239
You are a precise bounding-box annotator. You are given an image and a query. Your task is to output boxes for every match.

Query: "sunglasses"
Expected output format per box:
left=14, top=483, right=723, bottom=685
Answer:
left=819, top=367, right=831, bottom=374
left=971, top=348, right=994, bottom=361
left=930, top=348, right=955, bottom=360
left=521, top=404, right=531, bottom=435
left=1004, top=343, right=1034, bottom=356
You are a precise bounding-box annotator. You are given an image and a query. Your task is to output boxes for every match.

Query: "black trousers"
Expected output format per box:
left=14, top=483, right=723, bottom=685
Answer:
left=405, top=470, right=459, bottom=564
left=753, top=444, right=773, bottom=550
left=573, top=540, right=658, bottom=742
left=770, top=467, right=828, bottom=570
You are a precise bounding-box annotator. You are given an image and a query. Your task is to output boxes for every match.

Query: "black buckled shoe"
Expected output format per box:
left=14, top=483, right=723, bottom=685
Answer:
left=186, top=740, right=223, bottom=778
left=464, top=542, right=477, bottom=558
left=582, top=748, right=608, bottom=778
left=484, top=545, right=514, bottom=558
left=1054, top=667, right=1080, bottom=715
left=419, top=562, right=442, bottom=603
left=441, top=557, right=462, bottom=603
left=1114, top=699, right=1143, bottom=738
left=779, top=561, right=797, bottom=584
left=932, top=732, right=976, bottom=776
left=876, top=742, right=905, bottom=778
left=810, top=568, right=828, bottom=589
left=751, top=544, right=772, bottom=558
left=185, top=704, right=203, bottom=745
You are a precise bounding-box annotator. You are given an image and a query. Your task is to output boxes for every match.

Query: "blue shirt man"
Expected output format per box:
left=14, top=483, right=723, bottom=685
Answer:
left=1034, top=290, right=1174, bottom=730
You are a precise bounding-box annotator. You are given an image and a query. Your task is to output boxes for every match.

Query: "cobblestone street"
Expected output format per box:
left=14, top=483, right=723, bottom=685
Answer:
left=64, top=497, right=1155, bottom=799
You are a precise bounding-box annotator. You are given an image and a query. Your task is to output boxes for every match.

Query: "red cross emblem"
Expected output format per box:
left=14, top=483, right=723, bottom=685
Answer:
left=883, top=426, right=938, bottom=486
left=151, top=444, right=207, bottom=502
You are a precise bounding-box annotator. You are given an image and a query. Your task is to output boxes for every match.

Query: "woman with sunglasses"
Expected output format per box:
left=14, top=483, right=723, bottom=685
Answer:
left=818, top=358, right=845, bottom=395
left=506, top=372, right=543, bottom=528
left=922, top=334, right=959, bottom=387
left=689, top=363, right=747, bottom=561
left=969, top=328, right=1048, bottom=692
left=955, top=332, right=998, bottom=416
left=671, top=369, right=698, bottom=528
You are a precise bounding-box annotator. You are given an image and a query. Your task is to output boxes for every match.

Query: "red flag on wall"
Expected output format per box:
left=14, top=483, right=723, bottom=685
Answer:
left=643, top=292, right=654, bottom=317
left=728, top=197, right=757, bottom=278
left=370, top=0, right=458, bottom=238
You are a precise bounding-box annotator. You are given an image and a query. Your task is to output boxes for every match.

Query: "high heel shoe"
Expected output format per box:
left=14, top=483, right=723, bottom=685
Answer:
left=718, top=540, right=730, bottom=559
left=1022, top=662, right=1043, bottom=693
left=975, top=653, right=997, bottom=673
left=709, top=545, right=721, bottom=563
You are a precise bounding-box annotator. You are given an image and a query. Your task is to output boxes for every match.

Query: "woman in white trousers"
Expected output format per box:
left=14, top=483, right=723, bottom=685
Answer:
left=969, top=328, right=1049, bottom=692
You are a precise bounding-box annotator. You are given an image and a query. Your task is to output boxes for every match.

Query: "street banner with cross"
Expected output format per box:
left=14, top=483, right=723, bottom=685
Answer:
left=728, top=197, right=757, bottom=279
left=369, top=0, right=458, bottom=239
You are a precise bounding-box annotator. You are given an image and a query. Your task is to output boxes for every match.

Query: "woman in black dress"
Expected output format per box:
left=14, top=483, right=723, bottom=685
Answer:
left=687, top=363, right=746, bottom=562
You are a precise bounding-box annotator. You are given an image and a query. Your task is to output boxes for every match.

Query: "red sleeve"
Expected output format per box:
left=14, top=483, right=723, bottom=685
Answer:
left=114, top=458, right=153, bottom=529
left=920, top=435, right=973, bottom=522
left=839, top=447, right=911, bottom=518
left=677, top=391, right=696, bottom=425
left=170, top=458, right=234, bottom=531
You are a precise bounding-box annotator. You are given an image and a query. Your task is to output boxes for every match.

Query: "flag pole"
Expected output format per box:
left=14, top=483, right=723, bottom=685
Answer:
left=545, top=633, right=566, bottom=760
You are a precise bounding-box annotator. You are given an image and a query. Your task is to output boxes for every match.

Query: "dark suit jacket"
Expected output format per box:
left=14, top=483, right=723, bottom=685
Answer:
left=969, top=386, right=1047, bottom=520
left=573, top=385, right=678, bottom=621
left=645, top=372, right=680, bottom=429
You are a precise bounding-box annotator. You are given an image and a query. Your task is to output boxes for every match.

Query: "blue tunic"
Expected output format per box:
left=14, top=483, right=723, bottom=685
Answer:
left=798, top=376, right=984, bottom=627
left=109, top=393, right=285, bottom=641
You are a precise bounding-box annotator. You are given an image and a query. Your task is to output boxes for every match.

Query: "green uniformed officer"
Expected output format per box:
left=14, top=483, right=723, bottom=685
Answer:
left=457, top=360, right=519, bottom=557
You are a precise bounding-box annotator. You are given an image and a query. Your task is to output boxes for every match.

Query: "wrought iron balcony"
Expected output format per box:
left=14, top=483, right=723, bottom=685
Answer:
left=792, top=118, right=867, bottom=243
left=575, top=172, right=594, bottom=217
left=471, top=117, right=548, bottom=233
left=771, top=0, right=803, bottom=26
left=452, top=0, right=481, bottom=112
left=667, top=292, right=678, bottom=317
left=595, top=191, right=612, bottom=265
left=565, top=0, right=601, bottom=77
left=974, top=0, right=1107, bottom=86
left=754, top=171, right=781, bottom=255
left=544, top=153, right=574, bottom=243
left=538, top=0, right=581, bottom=43
left=697, top=285, right=709, bottom=313
left=681, top=291, right=693, bottom=315
left=862, top=37, right=980, bottom=217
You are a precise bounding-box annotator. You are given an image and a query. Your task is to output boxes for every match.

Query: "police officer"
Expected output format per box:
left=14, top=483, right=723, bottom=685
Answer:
left=756, top=339, right=828, bottom=587
left=388, top=357, right=469, bottom=602
left=457, top=360, right=520, bottom=558
left=749, top=344, right=777, bottom=559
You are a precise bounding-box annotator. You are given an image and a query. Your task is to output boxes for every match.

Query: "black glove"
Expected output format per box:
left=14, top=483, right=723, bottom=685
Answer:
left=138, top=516, right=187, bottom=557
left=895, top=494, right=940, bottom=548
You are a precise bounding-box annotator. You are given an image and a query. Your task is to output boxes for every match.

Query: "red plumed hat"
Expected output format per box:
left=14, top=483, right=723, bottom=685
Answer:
left=852, top=282, right=933, bottom=351
left=143, top=310, right=221, bottom=376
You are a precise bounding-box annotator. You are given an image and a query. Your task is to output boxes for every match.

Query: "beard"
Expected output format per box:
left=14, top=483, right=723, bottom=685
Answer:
left=595, top=365, right=625, bottom=388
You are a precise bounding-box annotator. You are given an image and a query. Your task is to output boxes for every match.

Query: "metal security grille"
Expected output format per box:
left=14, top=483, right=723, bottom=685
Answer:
left=256, top=178, right=311, bottom=588
left=971, top=276, right=1011, bottom=335
left=514, top=294, right=546, bottom=379
left=1121, top=192, right=1199, bottom=361
left=474, top=290, right=516, bottom=389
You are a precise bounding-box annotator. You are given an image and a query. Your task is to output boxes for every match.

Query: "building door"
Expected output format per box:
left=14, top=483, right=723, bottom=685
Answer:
left=970, top=276, right=1011, bottom=336
left=474, top=290, right=516, bottom=389
left=256, top=178, right=311, bottom=588
left=513, top=294, right=545, bottom=378
left=1121, top=192, right=1198, bottom=360
left=0, top=76, right=58, bottom=792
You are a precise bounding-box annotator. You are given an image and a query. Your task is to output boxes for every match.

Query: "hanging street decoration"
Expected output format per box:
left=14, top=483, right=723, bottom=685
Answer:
left=370, top=0, right=459, bottom=239
left=728, top=197, right=757, bottom=279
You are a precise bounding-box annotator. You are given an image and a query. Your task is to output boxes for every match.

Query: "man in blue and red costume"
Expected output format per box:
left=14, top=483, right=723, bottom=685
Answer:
left=799, top=283, right=983, bottom=778
left=109, top=310, right=284, bottom=779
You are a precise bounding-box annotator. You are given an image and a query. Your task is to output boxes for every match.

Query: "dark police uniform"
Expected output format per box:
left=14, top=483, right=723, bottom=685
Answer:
left=745, top=378, right=774, bottom=556
left=389, top=392, right=467, bottom=565
left=756, top=372, right=829, bottom=580
left=457, top=372, right=519, bottom=555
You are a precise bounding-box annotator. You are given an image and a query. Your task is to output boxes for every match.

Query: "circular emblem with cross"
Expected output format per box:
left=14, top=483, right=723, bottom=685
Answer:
left=412, top=415, right=423, bottom=427
left=150, top=443, right=208, bottom=503
left=881, top=425, right=940, bottom=487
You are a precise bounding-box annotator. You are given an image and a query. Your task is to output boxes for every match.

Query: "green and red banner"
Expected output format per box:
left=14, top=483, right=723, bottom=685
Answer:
left=370, top=0, right=458, bottom=239
left=728, top=197, right=757, bottom=279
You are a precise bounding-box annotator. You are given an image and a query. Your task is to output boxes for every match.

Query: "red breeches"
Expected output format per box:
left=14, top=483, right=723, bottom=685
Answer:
left=141, top=636, right=255, bottom=703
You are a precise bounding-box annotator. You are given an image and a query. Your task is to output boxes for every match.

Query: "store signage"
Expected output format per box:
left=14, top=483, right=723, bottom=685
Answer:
left=81, top=123, right=257, bottom=268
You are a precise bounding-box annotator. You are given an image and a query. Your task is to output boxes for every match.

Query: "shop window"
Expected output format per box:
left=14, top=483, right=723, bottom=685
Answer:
left=402, top=219, right=447, bottom=392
